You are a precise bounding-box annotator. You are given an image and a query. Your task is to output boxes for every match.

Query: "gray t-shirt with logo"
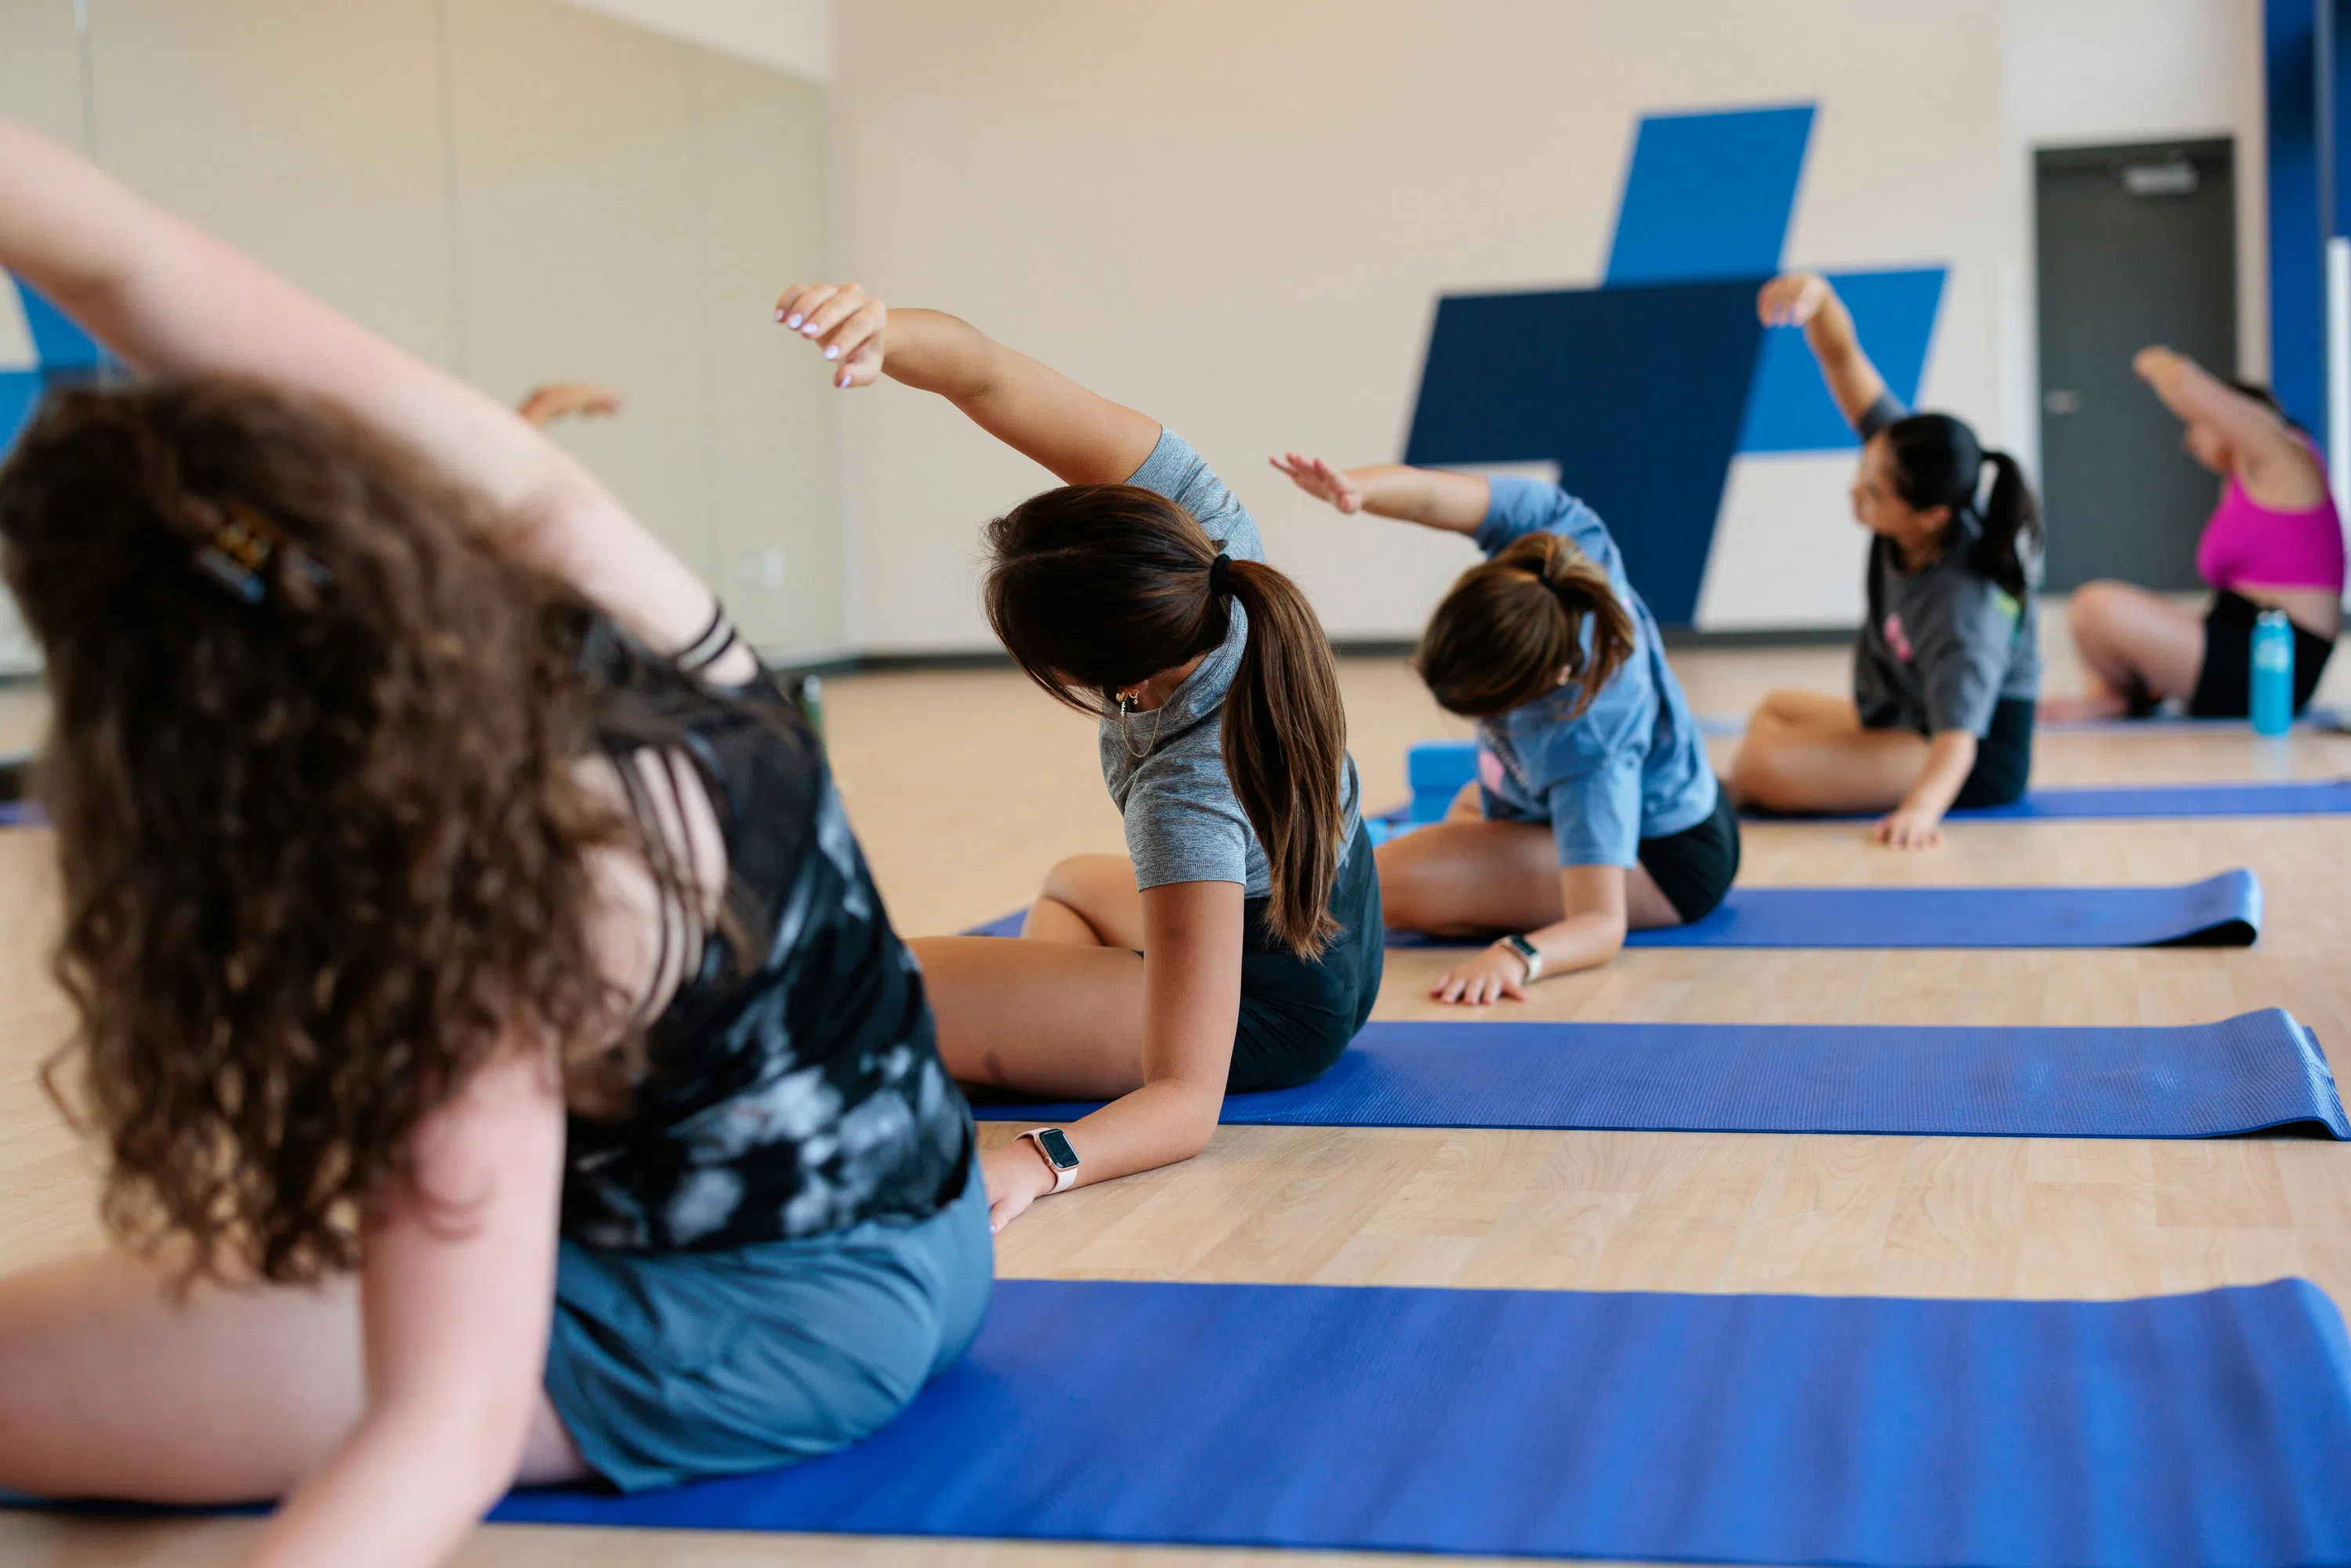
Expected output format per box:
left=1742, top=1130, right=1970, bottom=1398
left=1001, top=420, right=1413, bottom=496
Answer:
left=1851, top=395, right=2041, bottom=736
left=1099, top=429, right=1360, bottom=896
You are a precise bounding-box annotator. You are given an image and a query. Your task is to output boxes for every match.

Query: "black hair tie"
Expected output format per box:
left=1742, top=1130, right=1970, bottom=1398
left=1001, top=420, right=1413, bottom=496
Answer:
left=1208, top=552, right=1233, bottom=598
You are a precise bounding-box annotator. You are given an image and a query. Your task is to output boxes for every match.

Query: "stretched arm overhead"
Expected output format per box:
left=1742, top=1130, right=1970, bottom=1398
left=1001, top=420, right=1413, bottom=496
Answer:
left=773, top=282, right=1161, bottom=486
left=1269, top=454, right=1490, bottom=534
left=0, top=117, right=744, bottom=676
left=2132, top=346, right=2325, bottom=507
left=1759, top=272, right=1887, bottom=431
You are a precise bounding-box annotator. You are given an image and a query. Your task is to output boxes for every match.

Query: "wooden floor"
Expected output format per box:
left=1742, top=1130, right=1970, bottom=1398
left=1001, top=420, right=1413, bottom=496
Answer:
left=5, top=629, right=2351, bottom=1566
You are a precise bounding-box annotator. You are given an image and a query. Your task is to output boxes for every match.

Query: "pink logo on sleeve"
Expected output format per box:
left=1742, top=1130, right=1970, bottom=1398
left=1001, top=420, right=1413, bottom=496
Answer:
left=1883, top=612, right=1914, bottom=662
left=1477, top=748, right=1505, bottom=792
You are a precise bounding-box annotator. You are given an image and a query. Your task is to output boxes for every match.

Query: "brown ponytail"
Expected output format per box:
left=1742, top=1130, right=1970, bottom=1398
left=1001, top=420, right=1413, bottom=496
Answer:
left=1220, top=557, right=1347, bottom=958
left=984, top=483, right=1348, bottom=959
left=1415, top=531, right=1637, bottom=719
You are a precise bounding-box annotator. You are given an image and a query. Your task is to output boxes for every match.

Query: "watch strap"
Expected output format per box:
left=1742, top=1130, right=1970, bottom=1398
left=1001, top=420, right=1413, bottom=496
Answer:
left=1498, top=932, right=1543, bottom=983
left=1020, top=1128, right=1080, bottom=1193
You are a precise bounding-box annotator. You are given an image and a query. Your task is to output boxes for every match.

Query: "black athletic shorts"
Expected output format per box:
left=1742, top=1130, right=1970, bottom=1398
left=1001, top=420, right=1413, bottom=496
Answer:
left=2187, top=589, right=2337, bottom=718
left=1951, top=697, right=2034, bottom=809
left=1227, top=819, right=1385, bottom=1094
left=1636, top=785, right=1741, bottom=924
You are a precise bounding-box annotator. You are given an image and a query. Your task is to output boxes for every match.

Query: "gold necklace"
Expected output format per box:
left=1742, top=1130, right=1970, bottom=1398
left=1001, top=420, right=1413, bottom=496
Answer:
left=1118, top=690, right=1166, bottom=758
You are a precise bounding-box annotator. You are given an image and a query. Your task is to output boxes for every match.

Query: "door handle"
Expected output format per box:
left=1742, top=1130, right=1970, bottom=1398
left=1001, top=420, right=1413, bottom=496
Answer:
left=2045, top=389, right=2082, bottom=415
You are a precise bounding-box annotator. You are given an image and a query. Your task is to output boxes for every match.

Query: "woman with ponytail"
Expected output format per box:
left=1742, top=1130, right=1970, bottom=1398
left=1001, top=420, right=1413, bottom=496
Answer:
left=1730, top=273, right=2045, bottom=847
left=1275, top=454, right=1734, bottom=1003
left=772, top=284, right=1379, bottom=1232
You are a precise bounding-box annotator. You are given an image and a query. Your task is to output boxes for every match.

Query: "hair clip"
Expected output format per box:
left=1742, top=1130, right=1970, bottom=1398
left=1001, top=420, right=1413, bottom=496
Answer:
left=193, top=504, right=330, bottom=604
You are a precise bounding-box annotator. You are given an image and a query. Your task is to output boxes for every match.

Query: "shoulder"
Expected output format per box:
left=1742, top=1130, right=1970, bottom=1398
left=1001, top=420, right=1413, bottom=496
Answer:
left=1476, top=478, right=1611, bottom=558
left=1856, top=393, right=1908, bottom=440
left=1125, top=429, right=1263, bottom=561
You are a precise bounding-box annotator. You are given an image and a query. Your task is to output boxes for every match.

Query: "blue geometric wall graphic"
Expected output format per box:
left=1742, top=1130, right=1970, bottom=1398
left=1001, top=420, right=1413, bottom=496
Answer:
left=1406, top=103, right=1947, bottom=625
left=1738, top=266, right=1947, bottom=452
left=1606, top=105, right=1815, bottom=285
left=2, top=272, right=108, bottom=455
left=1407, top=281, right=1765, bottom=628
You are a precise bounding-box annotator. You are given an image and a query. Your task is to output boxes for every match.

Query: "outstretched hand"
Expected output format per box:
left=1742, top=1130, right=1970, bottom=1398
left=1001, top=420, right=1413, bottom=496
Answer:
left=1757, top=272, right=1831, bottom=328
left=1269, top=452, right=1365, bottom=514
left=1874, top=803, right=1945, bottom=850
left=774, top=282, right=888, bottom=389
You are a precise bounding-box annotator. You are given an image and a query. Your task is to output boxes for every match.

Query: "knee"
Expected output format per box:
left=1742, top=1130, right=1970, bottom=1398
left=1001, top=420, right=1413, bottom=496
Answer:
left=2067, top=581, right=2125, bottom=637
left=1038, top=853, right=1121, bottom=908
left=1727, top=738, right=1793, bottom=809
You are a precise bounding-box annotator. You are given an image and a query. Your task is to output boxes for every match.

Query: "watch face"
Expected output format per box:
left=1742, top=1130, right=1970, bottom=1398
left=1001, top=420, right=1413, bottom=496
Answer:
left=1035, top=1128, right=1079, bottom=1169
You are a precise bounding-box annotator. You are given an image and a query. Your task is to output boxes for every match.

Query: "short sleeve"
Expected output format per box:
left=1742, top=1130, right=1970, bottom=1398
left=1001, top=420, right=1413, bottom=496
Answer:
left=1473, top=477, right=1584, bottom=558
left=1125, top=429, right=1263, bottom=563
left=1123, top=750, right=1251, bottom=890
left=1545, top=750, right=1644, bottom=868
left=1856, top=393, right=1908, bottom=440
left=1913, top=581, right=2015, bottom=737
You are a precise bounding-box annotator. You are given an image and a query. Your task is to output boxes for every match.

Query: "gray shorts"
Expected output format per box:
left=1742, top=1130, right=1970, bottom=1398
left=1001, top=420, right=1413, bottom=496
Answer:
left=543, top=1147, right=994, bottom=1493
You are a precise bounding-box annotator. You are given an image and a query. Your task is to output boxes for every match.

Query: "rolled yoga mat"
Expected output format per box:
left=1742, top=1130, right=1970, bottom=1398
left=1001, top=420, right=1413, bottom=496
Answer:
left=966, top=1008, right=2348, bottom=1138
left=1391, top=737, right=2351, bottom=825
left=971, top=868, right=2266, bottom=948
left=485, top=1276, right=2351, bottom=1566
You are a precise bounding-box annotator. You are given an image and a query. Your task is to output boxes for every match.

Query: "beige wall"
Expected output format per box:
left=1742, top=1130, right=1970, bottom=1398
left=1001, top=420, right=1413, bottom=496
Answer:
left=831, top=0, right=2013, bottom=646
left=0, top=0, right=842, bottom=670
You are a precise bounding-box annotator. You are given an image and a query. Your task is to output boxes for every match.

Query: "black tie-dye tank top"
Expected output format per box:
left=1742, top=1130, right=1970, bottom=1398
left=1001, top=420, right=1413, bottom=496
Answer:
left=559, top=622, right=972, bottom=1252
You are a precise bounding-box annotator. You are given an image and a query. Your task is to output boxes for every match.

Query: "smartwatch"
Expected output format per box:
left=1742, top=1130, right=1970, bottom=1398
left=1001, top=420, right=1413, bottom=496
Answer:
left=1020, top=1127, right=1081, bottom=1193
left=1496, top=932, right=1543, bottom=983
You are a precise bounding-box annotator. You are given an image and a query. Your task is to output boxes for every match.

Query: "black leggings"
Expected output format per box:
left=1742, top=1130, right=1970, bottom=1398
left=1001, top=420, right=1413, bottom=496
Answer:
left=1951, top=697, right=2034, bottom=809
left=2186, top=590, right=2337, bottom=718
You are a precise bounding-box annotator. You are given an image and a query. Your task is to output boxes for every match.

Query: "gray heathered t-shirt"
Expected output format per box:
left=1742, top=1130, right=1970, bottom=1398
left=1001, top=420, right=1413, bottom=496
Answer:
left=1099, top=429, right=1360, bottom=896
left=1851, top=395, right=2042, bottom=737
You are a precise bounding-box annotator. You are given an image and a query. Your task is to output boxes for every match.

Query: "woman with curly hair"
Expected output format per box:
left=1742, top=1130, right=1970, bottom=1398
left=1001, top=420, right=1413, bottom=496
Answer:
left=0, top=118, right=987, bottom=1562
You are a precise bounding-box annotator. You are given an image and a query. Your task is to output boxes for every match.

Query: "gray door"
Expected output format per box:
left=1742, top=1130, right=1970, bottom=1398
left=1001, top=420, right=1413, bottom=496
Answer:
left=2035, top=139, right=2237, bottom=592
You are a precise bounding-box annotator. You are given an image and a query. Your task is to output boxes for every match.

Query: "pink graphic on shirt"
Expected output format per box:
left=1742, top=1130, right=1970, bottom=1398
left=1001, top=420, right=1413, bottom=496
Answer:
left=1884, top=611, right=1914, bottom=662
left=1477, top=748, right=1505, bottom=792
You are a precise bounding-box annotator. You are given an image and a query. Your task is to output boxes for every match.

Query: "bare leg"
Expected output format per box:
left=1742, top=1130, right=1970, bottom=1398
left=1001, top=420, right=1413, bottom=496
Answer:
left=911, top=936, right=1148, bottom=1099
left=1728, top=690, right=1932, bottom=814
left=2049, top=581, right=2204, bottom=716
left=1018, top=854, right=1145, bottom=948
left=1378, top=818, right=1683, bottom=936
left=0, top=1250, right=586, bottom=1505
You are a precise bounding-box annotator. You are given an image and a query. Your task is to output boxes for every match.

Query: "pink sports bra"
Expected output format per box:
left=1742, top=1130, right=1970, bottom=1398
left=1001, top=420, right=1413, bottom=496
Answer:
left=2196, top=446, right=2346, bottom=593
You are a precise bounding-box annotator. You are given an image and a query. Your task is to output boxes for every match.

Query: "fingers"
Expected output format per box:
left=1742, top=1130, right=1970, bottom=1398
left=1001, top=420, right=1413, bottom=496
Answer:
left=819, top=299, right=886, bottom=385
left=800, top=284, right=869, bottom=345
left=774, top=282, right=835, bottom=329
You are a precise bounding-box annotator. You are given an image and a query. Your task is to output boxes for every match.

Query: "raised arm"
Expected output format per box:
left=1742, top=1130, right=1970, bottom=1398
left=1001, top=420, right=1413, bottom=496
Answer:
left=1269, top=454, right=1491, bottom=534
left=1759, top=272, right=1887, bottom=431
left=773, top=283, right=1161, bottom=486
left=2132, top=346, right=2326, bottom=507
left=0, top=118, right=742, bottom=675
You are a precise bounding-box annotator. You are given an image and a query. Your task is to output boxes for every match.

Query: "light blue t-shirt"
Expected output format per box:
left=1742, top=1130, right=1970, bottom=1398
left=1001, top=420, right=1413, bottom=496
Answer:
left=1099, top=429, right=1361, bottom=895
left=1472, top=478, right=1716, bottom=867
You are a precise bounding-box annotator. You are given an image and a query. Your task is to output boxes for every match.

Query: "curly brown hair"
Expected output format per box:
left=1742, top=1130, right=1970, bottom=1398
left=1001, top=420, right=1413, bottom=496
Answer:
left=0, top=378, right=629, bottom=1285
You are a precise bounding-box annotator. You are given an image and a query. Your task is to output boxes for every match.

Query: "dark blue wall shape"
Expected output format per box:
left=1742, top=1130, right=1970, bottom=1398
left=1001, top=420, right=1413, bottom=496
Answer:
left=1606, top=105, right=1815, bottom=285
left=2269, top=0, right=2324, bottom=429
left=1404, top=279, right=1766, bottom=625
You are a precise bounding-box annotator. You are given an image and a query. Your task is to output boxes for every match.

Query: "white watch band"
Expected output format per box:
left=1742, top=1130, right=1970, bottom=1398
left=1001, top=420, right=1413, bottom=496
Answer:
left=1497, top=934, right=1543, bottom=983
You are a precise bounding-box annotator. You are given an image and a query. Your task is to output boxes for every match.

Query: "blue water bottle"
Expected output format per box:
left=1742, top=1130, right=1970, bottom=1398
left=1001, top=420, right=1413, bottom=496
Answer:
left=2250, top=609, right=2295, bottom=736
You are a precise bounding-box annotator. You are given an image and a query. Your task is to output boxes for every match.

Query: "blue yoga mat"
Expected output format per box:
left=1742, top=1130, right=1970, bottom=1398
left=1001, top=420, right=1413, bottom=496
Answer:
left=1396, top=737, right=2351, bottom=824
left=967, top=1008, right=2347, bottom=1138
left=484, top=1276, right=2351, bottom=1566
left=973, top=869, right=2264, bottom=949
